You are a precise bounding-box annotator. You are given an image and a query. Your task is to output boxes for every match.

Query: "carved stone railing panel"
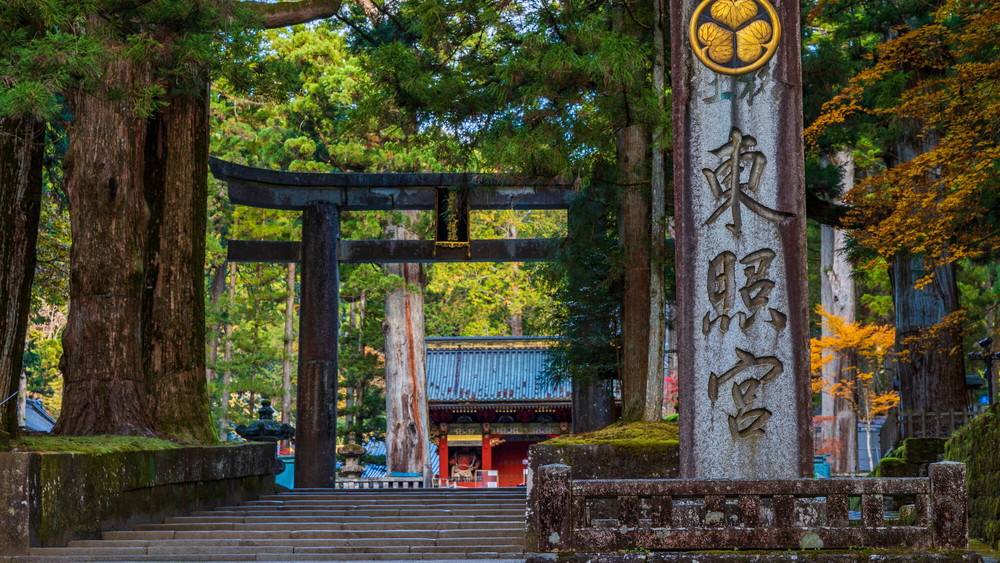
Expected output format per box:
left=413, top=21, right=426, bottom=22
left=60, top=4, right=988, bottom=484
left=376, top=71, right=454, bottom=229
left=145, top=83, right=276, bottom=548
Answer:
left=334, top=477, right=424, bottom=489
left=534, top=462, right=968, bottom=552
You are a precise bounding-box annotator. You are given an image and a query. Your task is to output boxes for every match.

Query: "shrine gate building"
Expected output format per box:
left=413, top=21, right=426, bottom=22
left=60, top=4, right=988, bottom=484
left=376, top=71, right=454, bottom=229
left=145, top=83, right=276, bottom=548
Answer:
left=427, top=336, right=571, bottom=487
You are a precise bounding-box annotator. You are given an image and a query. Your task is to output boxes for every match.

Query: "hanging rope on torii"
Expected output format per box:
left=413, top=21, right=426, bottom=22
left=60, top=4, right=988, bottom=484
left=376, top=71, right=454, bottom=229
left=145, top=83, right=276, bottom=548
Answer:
left=210, top=157, right=573, bottom=488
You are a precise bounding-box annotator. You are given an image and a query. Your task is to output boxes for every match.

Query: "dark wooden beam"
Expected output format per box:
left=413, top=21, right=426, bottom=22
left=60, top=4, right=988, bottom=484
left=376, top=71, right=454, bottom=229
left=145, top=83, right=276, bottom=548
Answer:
left=227, top=238, right=563, bottom=263
left=210, top=157, right=573, bottom=211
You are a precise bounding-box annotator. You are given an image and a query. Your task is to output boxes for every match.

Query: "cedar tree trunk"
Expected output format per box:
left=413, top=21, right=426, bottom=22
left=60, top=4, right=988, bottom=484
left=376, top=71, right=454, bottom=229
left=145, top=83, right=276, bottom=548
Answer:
left=282, top=262, right=296, bottom=423
left=0, top=116, right=44, bottom=439
left=819, top=151, right=857, bottom=473
left=645, top=0, right=667, bottom=421
left=383, top=211, right=431, bottom=479
left=142, top=89, right=216, bottom=443
left=55, top=51, right=157, bottom=437
left=618, top=124, right=652, bottom=422
left=891, top=256, right=966, bottom=415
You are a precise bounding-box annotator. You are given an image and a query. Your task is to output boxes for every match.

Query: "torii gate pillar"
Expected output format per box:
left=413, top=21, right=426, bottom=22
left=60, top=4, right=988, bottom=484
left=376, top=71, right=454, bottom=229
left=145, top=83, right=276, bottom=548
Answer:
left=295, top=203, right=340, bottom=488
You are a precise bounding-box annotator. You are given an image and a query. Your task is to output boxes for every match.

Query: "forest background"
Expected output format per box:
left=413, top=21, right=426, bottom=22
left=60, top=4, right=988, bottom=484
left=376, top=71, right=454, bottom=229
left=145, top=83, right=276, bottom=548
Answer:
left=3, top=0, right=999, bottom=462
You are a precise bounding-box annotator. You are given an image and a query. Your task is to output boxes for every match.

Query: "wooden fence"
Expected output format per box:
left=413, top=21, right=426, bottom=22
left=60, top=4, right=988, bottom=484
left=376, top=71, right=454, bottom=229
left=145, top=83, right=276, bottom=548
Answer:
left=532, top=462, right=967, bottom=552
left=896, top=408, right=985, bottom=440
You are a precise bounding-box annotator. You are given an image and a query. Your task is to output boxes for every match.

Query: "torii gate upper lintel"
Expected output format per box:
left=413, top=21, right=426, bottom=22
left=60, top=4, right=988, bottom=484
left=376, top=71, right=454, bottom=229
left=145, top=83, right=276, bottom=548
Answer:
left=210, top=157, right=573, bottom=488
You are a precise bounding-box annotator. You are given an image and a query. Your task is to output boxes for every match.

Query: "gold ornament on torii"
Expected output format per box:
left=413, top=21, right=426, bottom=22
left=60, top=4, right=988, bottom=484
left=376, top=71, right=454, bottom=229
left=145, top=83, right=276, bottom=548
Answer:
left=689, top=0, right=781, bottom=76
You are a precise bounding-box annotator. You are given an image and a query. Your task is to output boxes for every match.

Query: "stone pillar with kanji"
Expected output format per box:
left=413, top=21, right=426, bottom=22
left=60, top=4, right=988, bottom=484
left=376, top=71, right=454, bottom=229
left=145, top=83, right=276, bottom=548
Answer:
left=673, top=0, right=812, bottom=478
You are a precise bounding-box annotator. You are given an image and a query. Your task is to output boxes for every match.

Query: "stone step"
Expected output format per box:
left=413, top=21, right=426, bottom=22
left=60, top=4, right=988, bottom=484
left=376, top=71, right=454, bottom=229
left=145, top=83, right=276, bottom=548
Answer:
left=164, top=511, right=525, bottom=522
left=239, top=500, right=527, bottom=508
left=68, top=534, right=522, bottom=552
left=102, top=527, right=525, bottom=541
left=37, top=542, right=524, bottom=556
left=191, top=509, right=525, bottom=518
left=82, top=532, right=524, bottom=547
left=256, top=498, right=525, bottom=505
left=12, top=552, right=522, bottom=561
left=134, top=519, right=524, bottom=532
left=261, top=492, right=525, bottom=498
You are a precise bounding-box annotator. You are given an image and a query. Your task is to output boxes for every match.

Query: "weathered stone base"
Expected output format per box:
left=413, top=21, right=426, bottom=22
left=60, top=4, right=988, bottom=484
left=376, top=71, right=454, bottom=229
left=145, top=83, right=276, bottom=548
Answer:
left=0, top=442, right=276, bottom=555
left=527, top=550, right=983, bottom=562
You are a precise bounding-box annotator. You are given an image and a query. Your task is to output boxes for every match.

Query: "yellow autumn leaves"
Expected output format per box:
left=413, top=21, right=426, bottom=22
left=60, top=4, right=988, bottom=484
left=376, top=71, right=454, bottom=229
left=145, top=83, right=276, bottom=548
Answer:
left=697, top=0, right=773, bottom=65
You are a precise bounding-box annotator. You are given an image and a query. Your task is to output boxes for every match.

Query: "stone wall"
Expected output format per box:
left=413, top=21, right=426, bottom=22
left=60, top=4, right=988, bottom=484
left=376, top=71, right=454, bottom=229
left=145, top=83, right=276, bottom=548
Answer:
left=526, top=440, right=680, bottom=548
left=945, top=403, right=1000, bottom=549
left=0, top=442, right=276, bottom=555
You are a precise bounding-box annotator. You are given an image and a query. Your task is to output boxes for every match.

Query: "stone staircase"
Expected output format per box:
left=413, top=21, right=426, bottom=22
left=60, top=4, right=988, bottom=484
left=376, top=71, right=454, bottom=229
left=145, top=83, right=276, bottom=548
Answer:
left=11, top=488, right=528, bottom=562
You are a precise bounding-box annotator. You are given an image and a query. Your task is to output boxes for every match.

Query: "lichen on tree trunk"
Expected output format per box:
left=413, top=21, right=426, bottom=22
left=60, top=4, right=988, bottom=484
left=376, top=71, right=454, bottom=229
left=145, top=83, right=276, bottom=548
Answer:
left=142, top=88, right=216, bottom=444
left=383, top=211, right=431, bottom=479
left=0, top=116, right=44, bottom=439
left=55, top=51, right=157, bottom=437
left=619, top=124, right=653, bottom=422
left=820, top=151, right=858, bottom=474
left=891, top=256, right=966, bottom=414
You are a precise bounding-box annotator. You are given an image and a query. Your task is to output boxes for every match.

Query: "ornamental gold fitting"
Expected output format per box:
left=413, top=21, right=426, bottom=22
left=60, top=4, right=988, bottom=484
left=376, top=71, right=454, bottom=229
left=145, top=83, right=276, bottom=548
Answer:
left=689, top=0, right=781, bottom=76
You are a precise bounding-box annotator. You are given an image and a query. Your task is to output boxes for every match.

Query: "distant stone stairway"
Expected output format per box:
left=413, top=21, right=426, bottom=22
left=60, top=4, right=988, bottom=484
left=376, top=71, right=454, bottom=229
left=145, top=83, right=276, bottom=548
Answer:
left=16, top=488, right=528, bottom=562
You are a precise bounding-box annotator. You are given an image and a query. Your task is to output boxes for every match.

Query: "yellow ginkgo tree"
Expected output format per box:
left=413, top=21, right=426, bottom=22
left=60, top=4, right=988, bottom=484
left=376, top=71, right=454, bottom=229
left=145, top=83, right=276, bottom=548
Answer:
left=811, top=305, right=899, bottom=472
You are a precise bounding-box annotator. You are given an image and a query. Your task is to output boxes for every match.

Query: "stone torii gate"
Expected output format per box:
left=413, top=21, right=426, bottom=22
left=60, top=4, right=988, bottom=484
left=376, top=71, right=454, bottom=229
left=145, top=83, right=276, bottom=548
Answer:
left=210, top=157, right=573, bottom=488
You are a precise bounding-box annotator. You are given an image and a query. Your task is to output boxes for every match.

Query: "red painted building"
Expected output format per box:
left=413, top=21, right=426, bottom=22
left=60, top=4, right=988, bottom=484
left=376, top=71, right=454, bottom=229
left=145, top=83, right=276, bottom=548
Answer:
left=427, top=337, right=571, bottom=487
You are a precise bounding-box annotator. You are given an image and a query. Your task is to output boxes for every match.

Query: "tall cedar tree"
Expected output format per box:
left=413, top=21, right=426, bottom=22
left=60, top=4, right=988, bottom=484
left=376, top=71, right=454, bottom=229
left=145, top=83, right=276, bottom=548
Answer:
left=338, top=0, right=669, bottom=423
left=2, top=0, right=342, bottom=438
left=0, top=1, right=94, bottom=440
left=804, top=0, right=1000, bottom=413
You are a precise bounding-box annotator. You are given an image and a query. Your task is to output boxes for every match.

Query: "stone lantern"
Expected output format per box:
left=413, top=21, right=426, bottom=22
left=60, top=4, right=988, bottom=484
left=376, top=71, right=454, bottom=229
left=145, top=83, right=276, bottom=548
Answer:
left=337, top=432, right=365, bottom=479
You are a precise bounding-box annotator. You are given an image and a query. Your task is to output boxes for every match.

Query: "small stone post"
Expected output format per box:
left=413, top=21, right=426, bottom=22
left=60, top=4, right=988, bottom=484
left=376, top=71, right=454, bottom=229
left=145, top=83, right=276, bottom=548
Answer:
left=929, top=461, right=968, bottom=550
left=536, top=464, right=572, bottom=552
left=672, top=0, right=812, bottom=478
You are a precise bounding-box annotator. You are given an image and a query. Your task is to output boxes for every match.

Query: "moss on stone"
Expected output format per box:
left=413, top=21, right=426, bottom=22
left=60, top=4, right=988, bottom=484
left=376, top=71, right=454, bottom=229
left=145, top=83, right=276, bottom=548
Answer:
left=900, top=437, right=946, bottom=464
left=12, top=435, right=181, bottom=454
left=541, top=421, right=680, bottom=449
left=945, top=402, right=1000, bottom=549
left=873, top=456, right=919, bottom=478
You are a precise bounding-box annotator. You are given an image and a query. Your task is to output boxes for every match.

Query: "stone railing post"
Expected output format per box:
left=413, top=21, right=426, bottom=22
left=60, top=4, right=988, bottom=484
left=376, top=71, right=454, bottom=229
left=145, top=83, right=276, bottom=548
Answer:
left=929, top=461, right=967, bottom=549
left=536, top=464, right=573, bottom=552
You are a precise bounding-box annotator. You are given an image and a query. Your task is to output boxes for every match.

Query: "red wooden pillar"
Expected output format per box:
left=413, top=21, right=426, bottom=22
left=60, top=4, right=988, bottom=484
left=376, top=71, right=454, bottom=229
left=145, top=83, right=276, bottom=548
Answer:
left=481, top=434, right=493, bottom=472
left=438, top=423, right=449, bottom=482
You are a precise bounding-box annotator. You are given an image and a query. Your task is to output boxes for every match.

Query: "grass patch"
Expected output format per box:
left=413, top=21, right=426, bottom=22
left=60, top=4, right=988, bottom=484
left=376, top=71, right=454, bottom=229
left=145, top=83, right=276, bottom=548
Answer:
left=541, top=420, right=680, bottom=448
left=11, top=435, right=183, bottom=454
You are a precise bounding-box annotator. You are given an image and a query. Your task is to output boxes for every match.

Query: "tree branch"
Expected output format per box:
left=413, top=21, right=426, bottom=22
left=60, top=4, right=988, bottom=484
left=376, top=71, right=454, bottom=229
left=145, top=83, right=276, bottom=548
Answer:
left=242, top=0, right=344, bottom=29
left=806, top=191, right=852, bottom=228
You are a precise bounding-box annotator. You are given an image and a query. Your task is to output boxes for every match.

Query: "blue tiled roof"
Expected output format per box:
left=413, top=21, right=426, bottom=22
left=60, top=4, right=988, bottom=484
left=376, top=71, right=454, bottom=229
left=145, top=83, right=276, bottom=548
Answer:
left=23, top=399, right=55, bottom=433
left=426, top=337, right=570, bottom=402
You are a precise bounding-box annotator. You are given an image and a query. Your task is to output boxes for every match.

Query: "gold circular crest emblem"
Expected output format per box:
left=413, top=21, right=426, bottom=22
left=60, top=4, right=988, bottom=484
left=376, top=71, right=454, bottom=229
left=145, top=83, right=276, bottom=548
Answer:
left=689, top=0, right=781, bottom=76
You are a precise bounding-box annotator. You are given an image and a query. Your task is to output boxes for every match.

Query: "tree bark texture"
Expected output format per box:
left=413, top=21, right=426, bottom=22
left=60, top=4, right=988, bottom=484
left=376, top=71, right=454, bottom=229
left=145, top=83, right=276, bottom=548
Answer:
left=619, top=125, right=652, bottom=422
left=206, top=263, right=228, bottom=385
left=283, top=262, right=296, bottom=424
left=0, top=116, right=43, bottom=438
left=55, top=51, right=158, bottom=437
left=142, top=90, right=216, bottom=443
left=645, top=0, right=667, bottom=421
left=819, top=154, right=858, bottom=473
left=892, top=257, right=966, bottom=414
left=221, top=262, right=236, bottom=440
left=571, top=379, right=614, bottom=433
left=383, top=211, right=431, bottom=479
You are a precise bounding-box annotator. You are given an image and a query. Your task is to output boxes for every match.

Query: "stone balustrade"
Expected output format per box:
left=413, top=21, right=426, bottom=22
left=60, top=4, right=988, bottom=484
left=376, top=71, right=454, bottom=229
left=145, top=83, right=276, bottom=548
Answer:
left=335, top=476, right=425, bottom=489
left=532, top=461, right=967, bottom=553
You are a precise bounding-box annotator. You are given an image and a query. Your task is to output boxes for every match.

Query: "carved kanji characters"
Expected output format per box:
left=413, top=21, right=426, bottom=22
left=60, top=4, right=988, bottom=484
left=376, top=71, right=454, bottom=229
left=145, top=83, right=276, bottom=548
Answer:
left=703, top=248, right=787, bottom=334
left=707, top=348, right=784, bottom=439
left=702, top=127, right=791, bottom=237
